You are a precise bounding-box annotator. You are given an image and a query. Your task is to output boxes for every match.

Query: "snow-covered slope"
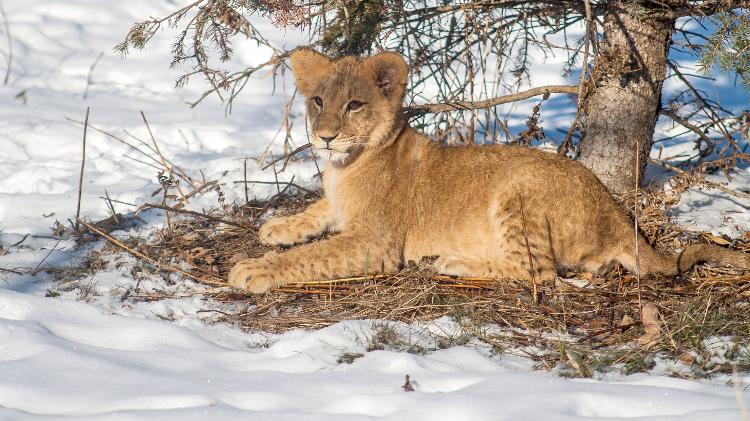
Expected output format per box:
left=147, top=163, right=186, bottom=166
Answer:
left=1, top=289, right=748, bottom=420
left=0, top=1, right=749, bottom=419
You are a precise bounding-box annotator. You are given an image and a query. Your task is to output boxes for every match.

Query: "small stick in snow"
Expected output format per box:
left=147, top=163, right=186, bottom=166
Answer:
left=243, top=157, right=249, bottom=205
left=732, top=365, right=750, bottom=421
left=67, top=116, right=202, bottom=194
left=103, top=189, right=120, bottom=225
left=10, top=233, right=29, bottom=247
left=141, top=111, right=188, bottom=198
left=402, top=375, right=415, bottom=392
left=74, top=107, right=90, bottom=233
left=83, top=52, right=103, bottom=99
left=30, top=239, right=61, bottom=275
left=0, top=0, right=12, bottom=86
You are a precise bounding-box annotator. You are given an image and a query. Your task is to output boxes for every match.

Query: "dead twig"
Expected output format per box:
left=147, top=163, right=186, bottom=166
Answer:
left=402, top=375, right=415, bottom=392
left=139, top=202, right=255, bottom=232
left=66, top=116, right=197, bottom=190
left=261, top=143, right=312, bottom=171
left=30, top=239, right=61, bottom=275
left=83, top=52, right=104, bottom=99
left=254, top=175, right=296, bottom=221
left=74, top=107, right=90, bottom=233
left=233, top=179, right=319, bottom=196
left=141, top=111, right=192, bottom=197
left=517, top=190, right=538, bottom=305
left=0, top=0, right=12, bottom=86
left=660, top=109, right=714, bottom=156
left=557, top=0, right=591, bottom=155
left=634, top=139, right=643, bottom=314
left=243, top=158, right=249, bottom=206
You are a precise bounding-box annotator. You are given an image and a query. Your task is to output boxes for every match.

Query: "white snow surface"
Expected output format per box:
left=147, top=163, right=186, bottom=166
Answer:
left=0, top=1, right=749, bottom=419
left=1, top=288, right=748, bottom=420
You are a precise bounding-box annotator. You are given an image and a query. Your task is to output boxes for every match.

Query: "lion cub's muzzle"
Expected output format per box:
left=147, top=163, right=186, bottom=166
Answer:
left=318, top=133, right=338, bottom=149
left=311, top=135, right=367, bottom=164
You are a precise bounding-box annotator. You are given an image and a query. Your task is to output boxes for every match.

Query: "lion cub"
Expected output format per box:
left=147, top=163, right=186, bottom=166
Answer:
left=228, top=49, right=750, bottom=294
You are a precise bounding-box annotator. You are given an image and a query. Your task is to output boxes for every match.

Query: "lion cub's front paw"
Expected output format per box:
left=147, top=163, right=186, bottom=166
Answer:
left=228, top=259, right=277, bottom=294
left=258, top=216, right=302, bottom=246
left=258, top=216, right=297, bottom=246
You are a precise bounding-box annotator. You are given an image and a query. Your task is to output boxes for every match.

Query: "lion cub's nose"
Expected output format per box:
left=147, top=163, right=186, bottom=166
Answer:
left=319, top=133, right=338, bottom=147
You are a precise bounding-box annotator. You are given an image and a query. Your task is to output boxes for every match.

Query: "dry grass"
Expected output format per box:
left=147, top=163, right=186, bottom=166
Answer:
left=87, top=174, right=750, bottom=377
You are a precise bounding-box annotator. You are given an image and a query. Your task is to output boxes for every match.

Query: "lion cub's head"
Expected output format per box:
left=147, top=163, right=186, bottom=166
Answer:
left=289, top=49, right=408, bottom=166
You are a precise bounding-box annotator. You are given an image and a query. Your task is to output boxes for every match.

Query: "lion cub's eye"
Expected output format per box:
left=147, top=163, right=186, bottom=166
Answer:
left=312, top=96, right=323, bottom=107
left=347, top=100, right=364, bottom=111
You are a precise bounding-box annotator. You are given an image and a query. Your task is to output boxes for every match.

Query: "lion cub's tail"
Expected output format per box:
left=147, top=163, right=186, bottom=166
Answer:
left=675, top=243, right=750, bottom=274
left=637, top=241, right=750, bottom=277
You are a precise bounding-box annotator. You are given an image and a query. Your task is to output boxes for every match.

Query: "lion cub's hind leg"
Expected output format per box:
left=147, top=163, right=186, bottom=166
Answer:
left=435, top=194, right=559, bottom=282
left=437, top=255, right=501, bottom=278
left=437, top=250, right=556, bottom=282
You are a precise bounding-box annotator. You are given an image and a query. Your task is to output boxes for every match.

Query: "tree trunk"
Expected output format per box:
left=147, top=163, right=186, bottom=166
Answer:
left=578, top=2, right=675, bottom=198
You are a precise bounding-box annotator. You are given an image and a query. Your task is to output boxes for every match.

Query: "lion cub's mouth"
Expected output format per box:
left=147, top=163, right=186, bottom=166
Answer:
left=313, top=143, right=365, bottom=165
left=318, top=149, right=349, bottom=162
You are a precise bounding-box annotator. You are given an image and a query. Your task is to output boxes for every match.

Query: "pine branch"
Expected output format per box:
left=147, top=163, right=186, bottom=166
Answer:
left=405, top=84, right=578, bottom=116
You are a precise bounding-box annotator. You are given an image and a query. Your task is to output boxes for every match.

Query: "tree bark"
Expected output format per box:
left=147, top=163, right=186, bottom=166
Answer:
left=578, top=2, right=675, bottom=198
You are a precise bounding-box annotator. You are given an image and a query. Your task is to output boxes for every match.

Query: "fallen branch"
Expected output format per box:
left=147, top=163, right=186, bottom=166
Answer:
left=276, top=273, right=496, bottom=287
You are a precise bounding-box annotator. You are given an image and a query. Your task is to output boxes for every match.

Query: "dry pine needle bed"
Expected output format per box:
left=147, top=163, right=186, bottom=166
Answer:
left=97, top=180, right=750, bottom=376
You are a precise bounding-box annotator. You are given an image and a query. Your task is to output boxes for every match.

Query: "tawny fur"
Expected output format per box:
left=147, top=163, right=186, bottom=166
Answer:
left=228, top=49, right=750, bottom=294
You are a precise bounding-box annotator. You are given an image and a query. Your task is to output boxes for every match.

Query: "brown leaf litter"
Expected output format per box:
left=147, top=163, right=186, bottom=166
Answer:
left=86, top=177, right=750, bottom=376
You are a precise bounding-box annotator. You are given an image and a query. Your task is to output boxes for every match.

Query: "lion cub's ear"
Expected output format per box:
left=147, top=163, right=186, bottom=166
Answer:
left=364, top=52, right=408, bottom=100
left=289, top=48, right=332, bottom=97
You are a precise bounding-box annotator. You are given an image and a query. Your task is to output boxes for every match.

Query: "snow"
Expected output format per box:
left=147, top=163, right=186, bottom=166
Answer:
left=1, top=289, right=747, bottom=420
left=0, top=1, right=749, bottom=419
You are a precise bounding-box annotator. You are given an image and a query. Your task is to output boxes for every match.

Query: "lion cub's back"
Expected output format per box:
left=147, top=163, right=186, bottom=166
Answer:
left=430, top=144, right=607, bottom=192
left=423, top=143, right=630, bottom=259
left=421, top=143, right=626, bottom=226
